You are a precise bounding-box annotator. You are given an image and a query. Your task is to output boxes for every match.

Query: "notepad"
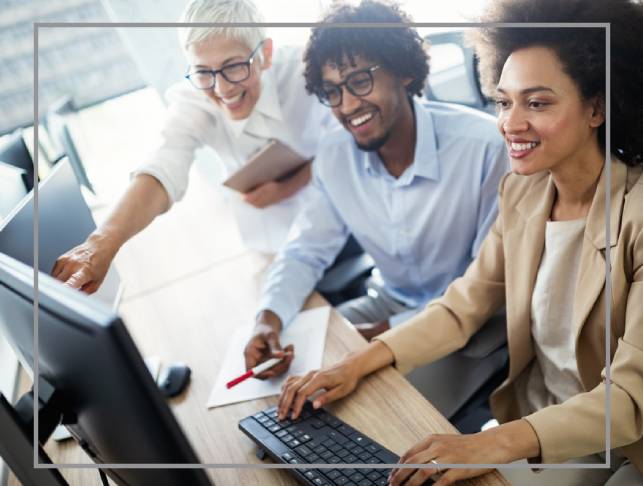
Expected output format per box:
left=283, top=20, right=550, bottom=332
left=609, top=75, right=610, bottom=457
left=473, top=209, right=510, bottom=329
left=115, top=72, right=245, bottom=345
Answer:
left=207, top=306, right=330, bottom=408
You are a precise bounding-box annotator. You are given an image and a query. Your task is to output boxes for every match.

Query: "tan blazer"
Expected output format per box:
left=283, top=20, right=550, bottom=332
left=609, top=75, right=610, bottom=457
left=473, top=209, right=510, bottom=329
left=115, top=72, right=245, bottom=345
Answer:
left=377, top=160, right=643, bottom=471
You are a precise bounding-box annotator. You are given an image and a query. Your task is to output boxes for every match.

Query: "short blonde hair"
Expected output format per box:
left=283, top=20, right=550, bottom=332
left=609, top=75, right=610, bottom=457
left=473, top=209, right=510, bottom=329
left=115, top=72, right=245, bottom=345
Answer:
left=178, top=0, right=266, bottom=55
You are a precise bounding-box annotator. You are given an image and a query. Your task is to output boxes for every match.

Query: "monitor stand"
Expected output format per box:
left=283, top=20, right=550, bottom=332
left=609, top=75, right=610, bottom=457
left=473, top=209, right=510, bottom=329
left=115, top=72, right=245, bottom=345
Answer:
left=0, top=386, right=67, bottom=486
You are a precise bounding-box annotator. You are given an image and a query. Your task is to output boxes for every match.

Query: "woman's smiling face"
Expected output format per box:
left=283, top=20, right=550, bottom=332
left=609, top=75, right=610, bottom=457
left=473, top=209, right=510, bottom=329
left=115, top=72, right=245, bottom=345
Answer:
left=186, top=36, right=271, bottom=120
left=494, top=46, right=604, bottom=176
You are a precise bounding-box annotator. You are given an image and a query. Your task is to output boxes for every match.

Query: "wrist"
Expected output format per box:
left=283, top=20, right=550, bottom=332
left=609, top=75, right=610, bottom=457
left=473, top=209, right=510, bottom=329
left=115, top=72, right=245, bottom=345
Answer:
left=87, top=229, right=121, bottom=258
left=345, top=340, right=394, bottom=380
left=256, top=310, right=282, bottom=332
left=483, top=419, right=541, bottom=462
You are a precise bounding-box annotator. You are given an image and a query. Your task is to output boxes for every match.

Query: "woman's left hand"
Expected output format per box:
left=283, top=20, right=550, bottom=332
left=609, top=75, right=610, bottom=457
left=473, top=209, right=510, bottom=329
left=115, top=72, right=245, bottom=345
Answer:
left=389, top=420, right=540, bottom=485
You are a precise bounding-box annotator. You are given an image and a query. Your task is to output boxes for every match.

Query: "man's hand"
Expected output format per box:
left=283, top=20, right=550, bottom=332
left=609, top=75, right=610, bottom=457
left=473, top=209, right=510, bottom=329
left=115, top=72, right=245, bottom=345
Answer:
left=51, top=232, right=118, bottom=294
left=244, top=311, right=293, bottom=379
left=243, top=161, right=312, bottom=209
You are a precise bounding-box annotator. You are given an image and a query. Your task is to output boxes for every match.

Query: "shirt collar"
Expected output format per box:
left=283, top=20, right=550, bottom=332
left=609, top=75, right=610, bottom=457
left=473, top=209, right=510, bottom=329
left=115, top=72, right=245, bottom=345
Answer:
left=227, top=67, right=283, bottom=139
left=362, top=97, right=440, bottom=184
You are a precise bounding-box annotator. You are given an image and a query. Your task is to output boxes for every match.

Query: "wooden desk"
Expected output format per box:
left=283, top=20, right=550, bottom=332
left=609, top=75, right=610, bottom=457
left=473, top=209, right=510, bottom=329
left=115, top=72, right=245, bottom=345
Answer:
left=37, top=251, right=507, bottom=486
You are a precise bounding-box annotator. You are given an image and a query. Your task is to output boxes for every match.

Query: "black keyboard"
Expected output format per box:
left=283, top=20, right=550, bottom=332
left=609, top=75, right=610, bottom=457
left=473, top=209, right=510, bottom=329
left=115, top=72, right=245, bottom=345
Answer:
left=239, top=402, right=434, bottom=486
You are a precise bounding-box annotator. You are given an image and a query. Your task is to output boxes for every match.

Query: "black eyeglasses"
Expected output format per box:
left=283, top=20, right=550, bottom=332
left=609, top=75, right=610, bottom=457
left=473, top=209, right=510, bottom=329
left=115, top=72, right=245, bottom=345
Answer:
left=185, top=41, right=264, bottom=90
left=316, top=65, right=380, bottom=107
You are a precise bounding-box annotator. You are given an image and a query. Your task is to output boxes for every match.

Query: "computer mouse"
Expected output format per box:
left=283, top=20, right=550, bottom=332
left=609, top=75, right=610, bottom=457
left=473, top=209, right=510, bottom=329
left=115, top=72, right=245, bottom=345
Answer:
left=157, top=363, right=191, bottom=398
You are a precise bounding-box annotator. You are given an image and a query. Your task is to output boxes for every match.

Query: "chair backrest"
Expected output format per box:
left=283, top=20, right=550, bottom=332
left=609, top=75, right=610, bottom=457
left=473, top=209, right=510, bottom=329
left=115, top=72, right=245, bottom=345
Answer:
left=0, top=129, right=35, bottom=191
left=424, top=31, right=493, bottom=114
left=0, top=162, right=29, bottom=221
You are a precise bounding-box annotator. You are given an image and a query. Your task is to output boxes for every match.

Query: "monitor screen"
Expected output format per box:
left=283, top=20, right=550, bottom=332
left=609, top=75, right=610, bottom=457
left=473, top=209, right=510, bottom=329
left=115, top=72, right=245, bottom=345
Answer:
left=0, top=158, right=122, bottom=310
left=0, top=253, right=211, bottom=486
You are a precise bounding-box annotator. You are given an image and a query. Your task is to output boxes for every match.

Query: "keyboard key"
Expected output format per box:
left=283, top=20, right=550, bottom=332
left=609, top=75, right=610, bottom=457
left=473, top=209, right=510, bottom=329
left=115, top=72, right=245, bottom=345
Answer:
left=336, top=449, right=350, bottom=458
left=375, top=478, right=388, bottom=486
left=333, top=476, right=350, bottom=485
left=281, top=452, right=295, bottom=461
left=282, top=434, right=294, bottom=442
left=342, top=468, right=357, bottom=476
left=312, top=477, right=330, bottom=486
left=287, top=439, right=302, bottom=448
left=366, top=444, right=380, bottom=454
left=352, top=446, right=365, bottom=455
left=349, top=433, right=372, bottom=447
left=322, top=439, right=336, bottom=448
left=300, top=434, right=313, bottom=443
left=357, top=479, right=372, bottom=486
left=304, top=471, right=318, bottom=481
left=337, top=425, right=354, bottom=436
left=367, top=471, right=380, bottom=481
left=313, top=445, right=328, bottom=455
left=367, top=457, right=379, bottom=464
left=349, top=472, right=365, bottom=482
left=288, top=458, right=301, bottom=464
left=275, top=430, right=288, bottom=438
left=358, top=451, right=372, bottom=461
left=324, top=469, right=342, bottom=480
left=295, top=445, right=313, bottom=457
left=344, top=441, right=358, bottom=451
left=268, top=425, right=282, bottom=433
left=329, top=456, right=342, bottom=464
left=344, top=454, right=358, bottom=463
left=308, top=453, right=320, bottom=462
left=310, top=418, right=326, bottom=429
left=328, top=443, right=343, bottom=453
left=320, top=450, right=334, bottom=460
left=328, top=431, right=349, bottom=444
left=328, top=418, right=343, bottom=428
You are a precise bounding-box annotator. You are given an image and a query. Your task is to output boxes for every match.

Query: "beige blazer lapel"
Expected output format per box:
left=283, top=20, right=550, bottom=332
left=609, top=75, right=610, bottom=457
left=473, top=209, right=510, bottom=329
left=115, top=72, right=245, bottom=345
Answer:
left=572, top=161, right=627, bottom=342
left=506, top=174, right=556, bottom=379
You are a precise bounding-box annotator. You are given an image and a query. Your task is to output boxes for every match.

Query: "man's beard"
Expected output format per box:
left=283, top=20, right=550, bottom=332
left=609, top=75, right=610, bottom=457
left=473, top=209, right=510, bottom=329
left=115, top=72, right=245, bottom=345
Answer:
left=355, top=129, right=391, bottom=152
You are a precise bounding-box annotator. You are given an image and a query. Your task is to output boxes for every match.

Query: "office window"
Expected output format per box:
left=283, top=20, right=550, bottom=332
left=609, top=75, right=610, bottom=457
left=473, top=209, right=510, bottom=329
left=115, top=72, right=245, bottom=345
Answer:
left=0, top=0, right=145, bottom=135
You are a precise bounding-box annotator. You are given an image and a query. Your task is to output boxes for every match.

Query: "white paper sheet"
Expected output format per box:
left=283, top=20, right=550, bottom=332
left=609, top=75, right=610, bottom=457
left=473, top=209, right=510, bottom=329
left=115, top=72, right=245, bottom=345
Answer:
left=207, top=306, right=331, bottom=408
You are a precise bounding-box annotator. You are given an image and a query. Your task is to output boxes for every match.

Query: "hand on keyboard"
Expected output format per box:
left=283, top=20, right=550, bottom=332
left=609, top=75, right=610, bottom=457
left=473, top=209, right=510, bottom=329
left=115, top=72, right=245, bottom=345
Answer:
left=278, top=358, right=362, bottom=421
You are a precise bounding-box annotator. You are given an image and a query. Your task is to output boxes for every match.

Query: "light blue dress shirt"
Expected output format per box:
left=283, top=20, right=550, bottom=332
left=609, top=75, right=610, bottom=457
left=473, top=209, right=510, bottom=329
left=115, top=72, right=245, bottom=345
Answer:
left=259, top=98, right=509, bottom=328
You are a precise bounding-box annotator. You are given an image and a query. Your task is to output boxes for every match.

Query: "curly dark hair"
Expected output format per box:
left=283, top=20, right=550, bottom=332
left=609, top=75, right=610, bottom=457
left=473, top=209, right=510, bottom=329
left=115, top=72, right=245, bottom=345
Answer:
left=303, top=0, right=429, bottom=99
left=466, top=0, right=643, bottom=166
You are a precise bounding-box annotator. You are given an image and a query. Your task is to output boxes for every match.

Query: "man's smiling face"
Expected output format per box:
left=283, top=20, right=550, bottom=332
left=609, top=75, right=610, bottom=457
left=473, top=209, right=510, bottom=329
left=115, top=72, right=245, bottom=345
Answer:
left=322, top=55, right=410, bottom=152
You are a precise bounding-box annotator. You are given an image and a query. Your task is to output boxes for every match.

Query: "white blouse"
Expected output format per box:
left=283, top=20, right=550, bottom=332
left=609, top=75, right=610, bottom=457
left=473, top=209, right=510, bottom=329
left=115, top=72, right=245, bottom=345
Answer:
left=524, top=218, right=587, bottom=413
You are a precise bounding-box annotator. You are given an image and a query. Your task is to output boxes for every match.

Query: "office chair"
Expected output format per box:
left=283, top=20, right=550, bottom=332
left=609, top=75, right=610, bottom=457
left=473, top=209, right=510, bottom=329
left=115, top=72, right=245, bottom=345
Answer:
left=0, top=129, right=35, bottom=191
left=316, top=236, right=374, bottom=306
left=43, top=96, right=95, bottom=194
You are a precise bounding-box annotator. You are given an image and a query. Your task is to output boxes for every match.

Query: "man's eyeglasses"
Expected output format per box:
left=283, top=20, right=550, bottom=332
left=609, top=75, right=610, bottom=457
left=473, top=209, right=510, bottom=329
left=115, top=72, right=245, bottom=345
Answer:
left=316, top=65, right=380, bottom=107
left=185, top=41, right=264, bottom=90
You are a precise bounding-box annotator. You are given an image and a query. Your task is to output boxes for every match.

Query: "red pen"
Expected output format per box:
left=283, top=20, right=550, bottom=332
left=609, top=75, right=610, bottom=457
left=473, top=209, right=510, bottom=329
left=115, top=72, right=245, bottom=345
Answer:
left=226, top=357, right=283, bottom=389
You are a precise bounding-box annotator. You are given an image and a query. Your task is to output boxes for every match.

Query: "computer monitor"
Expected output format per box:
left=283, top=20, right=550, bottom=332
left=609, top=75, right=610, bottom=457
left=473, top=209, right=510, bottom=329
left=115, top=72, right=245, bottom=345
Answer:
left=0, top=129, right=34, bottom=191
left=0, top=158, right=123, bottom=310
left=0, top=161, right=28, bottom=221
left=0, top=252, right=212, bottom=486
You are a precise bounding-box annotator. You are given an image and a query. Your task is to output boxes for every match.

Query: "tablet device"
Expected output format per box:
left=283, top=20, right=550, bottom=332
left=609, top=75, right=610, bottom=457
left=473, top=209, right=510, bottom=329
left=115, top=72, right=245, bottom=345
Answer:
left=223, top=140, right=308, bottom=193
